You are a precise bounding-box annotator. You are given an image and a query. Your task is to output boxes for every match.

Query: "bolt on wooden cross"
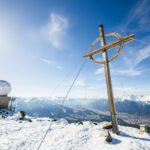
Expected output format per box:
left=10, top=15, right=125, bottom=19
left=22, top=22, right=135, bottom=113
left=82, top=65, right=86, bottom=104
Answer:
left=83, top=25, right=135, bottom=134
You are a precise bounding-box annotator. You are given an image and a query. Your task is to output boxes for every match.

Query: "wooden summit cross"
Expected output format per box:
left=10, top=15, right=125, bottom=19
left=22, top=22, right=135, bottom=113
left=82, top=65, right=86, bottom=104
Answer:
left=83, top=25, right=135, bottom=134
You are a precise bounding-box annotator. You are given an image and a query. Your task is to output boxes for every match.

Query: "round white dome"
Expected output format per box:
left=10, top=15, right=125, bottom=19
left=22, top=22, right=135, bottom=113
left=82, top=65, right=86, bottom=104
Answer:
left=0, top=80, right=11, bottom=96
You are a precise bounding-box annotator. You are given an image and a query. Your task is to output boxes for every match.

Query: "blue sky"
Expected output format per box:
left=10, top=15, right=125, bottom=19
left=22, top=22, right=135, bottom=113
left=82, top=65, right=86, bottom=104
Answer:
left=0, top=0, right=150, bottom=98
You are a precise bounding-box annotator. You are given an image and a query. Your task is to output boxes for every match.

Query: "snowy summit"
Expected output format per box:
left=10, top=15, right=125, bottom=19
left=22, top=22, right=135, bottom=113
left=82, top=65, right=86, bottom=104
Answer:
left=0, top=110, right=150, bottom=150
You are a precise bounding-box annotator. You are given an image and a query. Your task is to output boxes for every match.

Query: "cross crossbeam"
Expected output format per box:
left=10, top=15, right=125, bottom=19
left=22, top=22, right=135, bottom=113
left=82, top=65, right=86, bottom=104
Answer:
left=83, top=25, right=135, bottom=135
left=83, top=33, right=134, bottom=58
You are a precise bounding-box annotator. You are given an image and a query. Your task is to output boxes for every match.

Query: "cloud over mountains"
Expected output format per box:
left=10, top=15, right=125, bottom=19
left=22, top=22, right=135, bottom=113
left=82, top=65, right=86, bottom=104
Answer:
left=41, top=13, right=69, bottom=49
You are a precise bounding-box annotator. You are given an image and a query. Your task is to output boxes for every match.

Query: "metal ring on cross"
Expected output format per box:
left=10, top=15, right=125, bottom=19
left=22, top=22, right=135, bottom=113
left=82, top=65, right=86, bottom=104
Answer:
left=89, top=32, right=124, bottom=64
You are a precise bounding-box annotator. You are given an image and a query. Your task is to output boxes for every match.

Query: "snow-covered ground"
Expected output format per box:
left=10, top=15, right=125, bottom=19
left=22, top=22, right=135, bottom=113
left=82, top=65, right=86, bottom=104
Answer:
left=0, top=112, right=150, bottom=150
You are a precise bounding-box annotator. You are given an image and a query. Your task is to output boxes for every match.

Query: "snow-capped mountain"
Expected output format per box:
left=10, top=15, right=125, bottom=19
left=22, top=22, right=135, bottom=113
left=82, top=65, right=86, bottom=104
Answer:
left=13, top=95, right=150, bottom=114
left=115, top=95, right=150, bottom=104
left=85, top=95, right=150, bottom=117
left=11, top=95, right=150, bottom=125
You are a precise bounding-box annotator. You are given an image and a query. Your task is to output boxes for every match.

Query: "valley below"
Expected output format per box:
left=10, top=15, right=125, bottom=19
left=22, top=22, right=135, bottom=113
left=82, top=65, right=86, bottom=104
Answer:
left=13, top=95, right=150, bottom=131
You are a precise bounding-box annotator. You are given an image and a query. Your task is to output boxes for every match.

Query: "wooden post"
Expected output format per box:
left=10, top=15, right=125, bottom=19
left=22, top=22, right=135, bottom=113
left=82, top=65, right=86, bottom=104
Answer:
left=82, top=25, right=134, bottom=134
left=10, top=97, right=13, bottom=110
left=139, top=124, right=147, bottom=133
left=99, top=25, right=119, bottom=134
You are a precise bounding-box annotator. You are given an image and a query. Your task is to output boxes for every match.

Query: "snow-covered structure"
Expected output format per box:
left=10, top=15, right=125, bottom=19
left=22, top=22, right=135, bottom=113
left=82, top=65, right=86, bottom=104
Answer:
left=0, top=80, right=13, bottom=109
left=0, top=80, right=11, bottom=96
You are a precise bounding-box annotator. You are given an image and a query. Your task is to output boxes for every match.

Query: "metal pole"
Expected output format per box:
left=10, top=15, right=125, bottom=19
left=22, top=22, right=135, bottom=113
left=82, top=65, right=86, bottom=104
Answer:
left=10, top=97, right=13, bottom=110
left=99, top=25, right=119, bottom=134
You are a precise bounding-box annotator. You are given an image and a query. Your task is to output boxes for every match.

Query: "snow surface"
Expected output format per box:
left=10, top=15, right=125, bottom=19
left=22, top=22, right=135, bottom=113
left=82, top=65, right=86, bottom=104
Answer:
left=0, top=112, right=150, bottom=150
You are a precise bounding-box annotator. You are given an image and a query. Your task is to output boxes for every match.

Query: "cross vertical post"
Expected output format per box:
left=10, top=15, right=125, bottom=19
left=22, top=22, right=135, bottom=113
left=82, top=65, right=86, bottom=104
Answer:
left=82, top=24, right=134, bottom=135
left=99, top=25, right=119, bottom=134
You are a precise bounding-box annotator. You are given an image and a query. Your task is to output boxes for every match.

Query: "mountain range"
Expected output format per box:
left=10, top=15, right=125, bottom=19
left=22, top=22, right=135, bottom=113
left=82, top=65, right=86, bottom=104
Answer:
left=12, top=95, right=150, bottom=127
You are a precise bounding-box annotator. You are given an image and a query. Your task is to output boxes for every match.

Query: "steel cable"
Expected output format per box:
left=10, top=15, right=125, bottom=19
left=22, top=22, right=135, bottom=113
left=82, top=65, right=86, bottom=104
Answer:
left=36, top=59, right=86, bottom=150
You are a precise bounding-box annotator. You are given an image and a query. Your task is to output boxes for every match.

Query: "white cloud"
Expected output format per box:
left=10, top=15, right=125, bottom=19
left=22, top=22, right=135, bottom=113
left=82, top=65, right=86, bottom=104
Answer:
left=121, top=0, right=150, bottom=32
left=41, top=13, right=69, bottom=49
left=32, top=55, right=62, bottom=69
left=102, top=41, right=150, bottom=77
left=113, top=86, right=150, bottom=96
left=96, top=76, right=105, bottom=81
left=135, top=45, right=150, bottom=66
left=75, top=79, right=85, bottom=86
left=109, top=0, right=150, bottom=77
left=123, top=45, right=150, bottom=68
left=116, top=68, right=142, bottom=76
left=94, top=62, right=144, bottom=77
left=95, top=67, right=104, bottom=75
